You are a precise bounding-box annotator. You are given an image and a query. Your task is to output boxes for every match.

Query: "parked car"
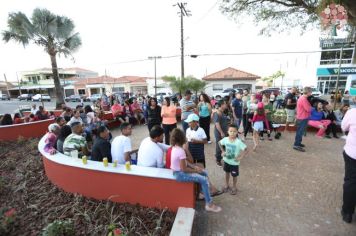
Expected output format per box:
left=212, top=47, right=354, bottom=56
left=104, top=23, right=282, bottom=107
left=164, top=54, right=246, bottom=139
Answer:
left=65, top=95, right=86, bottom=102
left=260, top=88, right=280, bottom=96
left=32, top=94, right=51, bottom=102
left=311, top=88, right=322, bottom=98
left=0, top=94, right=10, bottom=100
left=88, top=93, right=102, bottom=102
left=17, top=93, right=34, bottom=101
left=213, top=88, right=236, bottom=99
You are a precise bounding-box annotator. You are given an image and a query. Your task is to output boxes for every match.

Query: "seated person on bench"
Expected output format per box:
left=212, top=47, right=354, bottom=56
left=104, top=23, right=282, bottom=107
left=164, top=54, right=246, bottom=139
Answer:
left=308, top=102, right=331, bottom=138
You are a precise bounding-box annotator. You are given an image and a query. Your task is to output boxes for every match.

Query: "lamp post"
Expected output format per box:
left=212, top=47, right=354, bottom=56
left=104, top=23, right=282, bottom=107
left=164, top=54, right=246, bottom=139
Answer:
left=148, top=56, right=162, bottom=96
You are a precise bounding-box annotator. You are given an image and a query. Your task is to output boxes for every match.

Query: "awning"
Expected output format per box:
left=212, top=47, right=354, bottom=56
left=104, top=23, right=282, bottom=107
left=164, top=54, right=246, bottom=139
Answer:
left=8, top=85, right=55, bottom=90
left=86, top=84, right=104, bottom=88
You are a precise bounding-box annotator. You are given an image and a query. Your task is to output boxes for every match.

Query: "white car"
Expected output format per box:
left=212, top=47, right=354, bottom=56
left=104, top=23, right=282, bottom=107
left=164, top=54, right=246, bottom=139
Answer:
left=32, top=94, right=51, bottom=102
left=311, top=88, right=322, bottom=98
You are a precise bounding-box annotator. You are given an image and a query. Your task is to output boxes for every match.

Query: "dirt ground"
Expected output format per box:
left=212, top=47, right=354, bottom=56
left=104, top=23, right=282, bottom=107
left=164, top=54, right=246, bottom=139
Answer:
left=116, top=123, right=356, bottom=236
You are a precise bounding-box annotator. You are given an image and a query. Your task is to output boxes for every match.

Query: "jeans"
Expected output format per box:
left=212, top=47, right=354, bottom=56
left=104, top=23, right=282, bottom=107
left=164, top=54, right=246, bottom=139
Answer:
left=234, top=117, right=242, bottom=130
left=182, top=121, right=189, bottom=134
left=214, top=129, right=223, bottom=162
left=162, top=123, right=177, bottom=144
left=343, top=151, right=356, bottom=215
left=294, top=119, right=308, bottom=147
left=199, top=116, right=211, bottom=141
left=173, top=170, right=212, bottom=204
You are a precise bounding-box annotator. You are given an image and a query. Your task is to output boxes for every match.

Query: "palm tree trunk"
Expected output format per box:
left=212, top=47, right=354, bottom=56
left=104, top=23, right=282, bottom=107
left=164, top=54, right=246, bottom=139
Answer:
left=50, top=53, right=64, bottom=109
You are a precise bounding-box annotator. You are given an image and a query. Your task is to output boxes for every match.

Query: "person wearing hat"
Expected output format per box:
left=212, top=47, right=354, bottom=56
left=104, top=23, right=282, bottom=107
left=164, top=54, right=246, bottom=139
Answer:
left=63, top=121, right=89, bottom=157
left=180, top=90, right=196, bottom=134
left=185, top=114, right=208, bottom=167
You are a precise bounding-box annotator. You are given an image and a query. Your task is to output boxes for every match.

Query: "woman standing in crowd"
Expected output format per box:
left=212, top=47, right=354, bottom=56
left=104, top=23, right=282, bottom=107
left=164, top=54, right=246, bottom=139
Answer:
left=308, top=102, right=331, bottom=138
left=146, top=97, right=162, bottom=131
left=0, top=114, right=13, bottom=125
left=198, top=94, right=212, bottom=144
left=161, top=97, right=177, bottom=144
left=244, top=94, right=258, bottom=139
left=341, top=106, right=356, bottom=223
left=170, top=128, right=222, bottom=213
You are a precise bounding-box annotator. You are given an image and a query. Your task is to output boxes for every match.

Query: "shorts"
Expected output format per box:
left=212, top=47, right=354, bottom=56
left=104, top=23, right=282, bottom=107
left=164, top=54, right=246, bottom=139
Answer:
left=286, top=109, right=296, bottom=123
left=253, top=121, right=264, bottom=131
left=223, top=162, right=239, bottom=177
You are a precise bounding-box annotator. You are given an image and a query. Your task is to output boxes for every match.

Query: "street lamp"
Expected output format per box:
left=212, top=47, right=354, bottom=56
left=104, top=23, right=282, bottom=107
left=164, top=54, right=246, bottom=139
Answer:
left=148, top=56, right=162, bottom=96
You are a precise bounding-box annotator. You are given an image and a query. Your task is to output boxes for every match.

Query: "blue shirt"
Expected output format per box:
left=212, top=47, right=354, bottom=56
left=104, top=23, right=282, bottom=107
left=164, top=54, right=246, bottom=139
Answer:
left=309, top=108, right=324, bottom=121
left=199, top=103, right=210, bottom=117
left=232, top=98, right=243, bottom=118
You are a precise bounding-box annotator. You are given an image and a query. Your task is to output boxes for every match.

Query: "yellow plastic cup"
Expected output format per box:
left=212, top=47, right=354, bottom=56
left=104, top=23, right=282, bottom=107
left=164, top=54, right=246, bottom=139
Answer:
left=103, top=157, right=108, bottom=167
left=113, top=160, right=117, bottom=167
left=125, top=161, right=131, bottom=171
left=82, top=156, right=87, bottom=165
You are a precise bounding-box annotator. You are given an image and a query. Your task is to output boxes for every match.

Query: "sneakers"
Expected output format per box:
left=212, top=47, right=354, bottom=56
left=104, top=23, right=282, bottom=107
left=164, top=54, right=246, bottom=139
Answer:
left=205, top=204, right=222, bottom=213
left=299, top=144, right=305, bottom=148
left=208, top=140, right=212, bottom=144
left=341, top=210, right=352, bottom=223
left=293, top=146, right=305, bottom=152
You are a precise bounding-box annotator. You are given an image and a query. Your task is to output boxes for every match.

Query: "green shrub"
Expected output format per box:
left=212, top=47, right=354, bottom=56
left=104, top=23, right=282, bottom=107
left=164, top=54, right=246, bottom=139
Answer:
left=42, top=219, right=75, bottom=236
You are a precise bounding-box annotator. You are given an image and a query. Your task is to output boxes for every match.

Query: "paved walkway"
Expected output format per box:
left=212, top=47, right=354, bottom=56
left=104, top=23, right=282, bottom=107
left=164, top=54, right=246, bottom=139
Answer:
left=112, top=123, right=356, bottom=236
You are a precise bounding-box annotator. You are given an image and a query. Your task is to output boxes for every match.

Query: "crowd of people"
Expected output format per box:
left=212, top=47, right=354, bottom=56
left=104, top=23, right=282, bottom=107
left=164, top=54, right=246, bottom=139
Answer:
left=2, top=87, right=355, bottom=218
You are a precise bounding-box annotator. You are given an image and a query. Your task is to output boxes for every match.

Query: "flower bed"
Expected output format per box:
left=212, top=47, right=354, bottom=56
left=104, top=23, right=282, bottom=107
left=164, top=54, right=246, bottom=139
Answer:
left=0, top=139, right=175, bottom=235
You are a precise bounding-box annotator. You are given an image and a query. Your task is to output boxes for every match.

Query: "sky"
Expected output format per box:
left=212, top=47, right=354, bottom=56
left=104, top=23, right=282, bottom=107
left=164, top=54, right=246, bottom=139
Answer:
left=0, top=0, right=332, bottom=86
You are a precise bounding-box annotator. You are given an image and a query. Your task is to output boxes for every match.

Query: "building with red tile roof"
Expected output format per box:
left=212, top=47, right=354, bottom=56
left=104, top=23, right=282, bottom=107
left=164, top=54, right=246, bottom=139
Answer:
left=202, top=67, right=260, bottom=95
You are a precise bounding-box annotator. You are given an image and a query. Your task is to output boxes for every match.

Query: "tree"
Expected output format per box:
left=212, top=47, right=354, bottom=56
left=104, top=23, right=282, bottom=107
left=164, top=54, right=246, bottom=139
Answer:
left=220, top=0, right=356, bottom=35
left=185, top=76, right=207, bottom=97
left=162, top=76, right=207, bottom=96
left=262, top=70, right=285, bottom=87
left=2, top=8, right=82, bottom=108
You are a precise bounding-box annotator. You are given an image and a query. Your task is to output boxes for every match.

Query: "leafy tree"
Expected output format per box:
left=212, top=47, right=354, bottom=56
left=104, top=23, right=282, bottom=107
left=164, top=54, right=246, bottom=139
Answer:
left=262, top=70, right=285, bottom=87
left=220, top=0, right=356, bottom=35
left=162, top=76, right=207, bottom=96
left=2, top=8, right=82, bottom=108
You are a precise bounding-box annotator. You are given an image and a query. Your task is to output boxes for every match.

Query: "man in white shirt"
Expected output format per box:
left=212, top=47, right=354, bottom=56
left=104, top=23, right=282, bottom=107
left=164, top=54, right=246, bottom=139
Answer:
left=111, top=123, right=137, bottom=164
left=137, top=125, right=169, bottom=168
left=31, top=104, right=39, bottom=115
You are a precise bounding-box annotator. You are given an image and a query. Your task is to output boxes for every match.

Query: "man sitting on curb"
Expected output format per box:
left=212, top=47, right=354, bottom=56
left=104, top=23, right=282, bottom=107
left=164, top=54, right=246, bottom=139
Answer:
left=137, top=125, right=170, bottom=168
left=111, top=122, right=138, bottom=164
left=63, top=121, right=89, bottom=158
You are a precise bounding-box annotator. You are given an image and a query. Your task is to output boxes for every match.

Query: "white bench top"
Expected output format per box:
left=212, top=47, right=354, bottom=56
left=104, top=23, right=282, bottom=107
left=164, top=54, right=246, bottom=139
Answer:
left=38, top=135, right=176, bottom=180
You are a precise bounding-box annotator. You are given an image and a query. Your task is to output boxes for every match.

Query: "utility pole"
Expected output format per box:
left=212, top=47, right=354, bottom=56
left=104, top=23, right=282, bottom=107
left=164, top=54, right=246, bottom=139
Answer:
left=3, top=74, right=10, bottom=97
left=333, top=45, right=343, bottom=110
left=16, top=72, right=22, bottom=95
left=148, top=56, right=162, bottom=97
left=175, top=2, right=191, bottom=80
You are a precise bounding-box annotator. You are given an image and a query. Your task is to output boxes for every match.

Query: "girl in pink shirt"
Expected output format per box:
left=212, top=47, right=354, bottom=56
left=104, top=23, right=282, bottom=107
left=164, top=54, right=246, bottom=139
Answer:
left=170, top=128, right=221, bottom=213
left=251, top=102, right=270, bottom=151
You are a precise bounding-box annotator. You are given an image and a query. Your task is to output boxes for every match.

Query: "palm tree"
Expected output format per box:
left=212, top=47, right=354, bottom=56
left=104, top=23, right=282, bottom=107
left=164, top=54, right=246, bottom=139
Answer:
left=2, top=8, right=82, bottom=108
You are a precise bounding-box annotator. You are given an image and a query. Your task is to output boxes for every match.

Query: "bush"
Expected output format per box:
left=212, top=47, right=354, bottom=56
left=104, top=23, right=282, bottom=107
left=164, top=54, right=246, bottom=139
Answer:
left=42, top=219, right=75, bottom=236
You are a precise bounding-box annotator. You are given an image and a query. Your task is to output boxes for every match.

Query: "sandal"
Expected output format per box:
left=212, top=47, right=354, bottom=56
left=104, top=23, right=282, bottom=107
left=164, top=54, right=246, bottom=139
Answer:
left=211, top=190, right=223, bottom=197
left=197, top=193, right=205, bottom=201
left=223, top=186, right=231, bottom=193
left=230, top=188, right=237, bottom=195
left=205, top=204, right=222, bottom=213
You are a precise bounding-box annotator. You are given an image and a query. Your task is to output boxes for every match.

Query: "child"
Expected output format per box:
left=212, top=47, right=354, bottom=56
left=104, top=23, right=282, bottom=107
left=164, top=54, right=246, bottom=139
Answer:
left=170, top=128, right=221, bottom=212
left=219, top=124, right=248, bottom=195
left=252, top=102, right=270, bottom=151
left=185, top=114, right=208, bottom=167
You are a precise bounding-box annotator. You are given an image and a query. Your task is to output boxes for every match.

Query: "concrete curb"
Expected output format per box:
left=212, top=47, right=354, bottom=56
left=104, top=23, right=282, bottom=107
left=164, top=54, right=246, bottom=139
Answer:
left=170, top=207, right=195, bottom=236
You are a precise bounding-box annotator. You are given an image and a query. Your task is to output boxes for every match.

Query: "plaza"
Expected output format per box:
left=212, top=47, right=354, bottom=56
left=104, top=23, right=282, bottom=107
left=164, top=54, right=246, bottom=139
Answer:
left=113, top=123, right=356, bottom=235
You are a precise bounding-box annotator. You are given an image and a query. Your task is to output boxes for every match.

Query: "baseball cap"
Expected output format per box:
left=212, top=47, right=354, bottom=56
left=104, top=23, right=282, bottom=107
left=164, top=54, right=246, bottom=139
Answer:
left=185, top=113, right=199, bottom=123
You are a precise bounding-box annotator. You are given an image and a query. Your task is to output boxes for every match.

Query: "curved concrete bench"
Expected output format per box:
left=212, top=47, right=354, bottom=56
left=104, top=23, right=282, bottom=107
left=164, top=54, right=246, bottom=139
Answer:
left=38, top=136, right=195, bottom=211
left=0, top=119, right=54, bottom=141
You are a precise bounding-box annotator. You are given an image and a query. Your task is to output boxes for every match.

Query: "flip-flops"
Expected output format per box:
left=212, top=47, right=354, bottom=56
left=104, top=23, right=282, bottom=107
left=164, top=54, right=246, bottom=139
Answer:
left=230, top=188, right=237, bottom=195
left=211, top=190, right=223, bottom=197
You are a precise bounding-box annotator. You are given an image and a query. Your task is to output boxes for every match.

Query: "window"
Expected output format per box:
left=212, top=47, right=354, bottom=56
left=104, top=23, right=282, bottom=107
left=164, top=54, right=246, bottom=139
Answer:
left=78, top=89, right=86, bottom=95
left=212, top=84, right=223, bottom=91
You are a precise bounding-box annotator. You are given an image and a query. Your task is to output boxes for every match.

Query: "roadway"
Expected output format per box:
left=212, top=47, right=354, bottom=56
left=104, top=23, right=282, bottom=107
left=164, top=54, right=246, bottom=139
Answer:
left=0, top=99, right=93, bottom=115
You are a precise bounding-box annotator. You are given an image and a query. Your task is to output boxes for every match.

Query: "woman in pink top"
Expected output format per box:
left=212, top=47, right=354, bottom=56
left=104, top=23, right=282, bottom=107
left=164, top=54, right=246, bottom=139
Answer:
left=161, top=97, right=177, bottom=144
left=44, top=123, right=60, bottom=155
left=170, top=128, right=221, bottom=213
left=341, top=107, right=356, bottom=223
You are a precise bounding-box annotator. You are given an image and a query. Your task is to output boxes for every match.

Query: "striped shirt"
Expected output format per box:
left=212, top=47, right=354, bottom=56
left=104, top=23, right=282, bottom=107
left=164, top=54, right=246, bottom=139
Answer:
left=63, top=133, right=87, bottom=156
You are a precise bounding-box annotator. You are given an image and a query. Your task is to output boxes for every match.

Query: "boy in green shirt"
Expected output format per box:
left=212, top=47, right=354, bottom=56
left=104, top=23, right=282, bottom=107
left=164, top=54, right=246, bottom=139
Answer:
left=219, top=124, right=248, bottom=195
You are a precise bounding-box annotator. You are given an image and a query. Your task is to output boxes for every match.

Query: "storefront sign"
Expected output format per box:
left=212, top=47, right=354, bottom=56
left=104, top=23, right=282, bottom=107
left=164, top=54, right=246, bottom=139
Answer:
left=317, top=67, right=356, bottom=76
